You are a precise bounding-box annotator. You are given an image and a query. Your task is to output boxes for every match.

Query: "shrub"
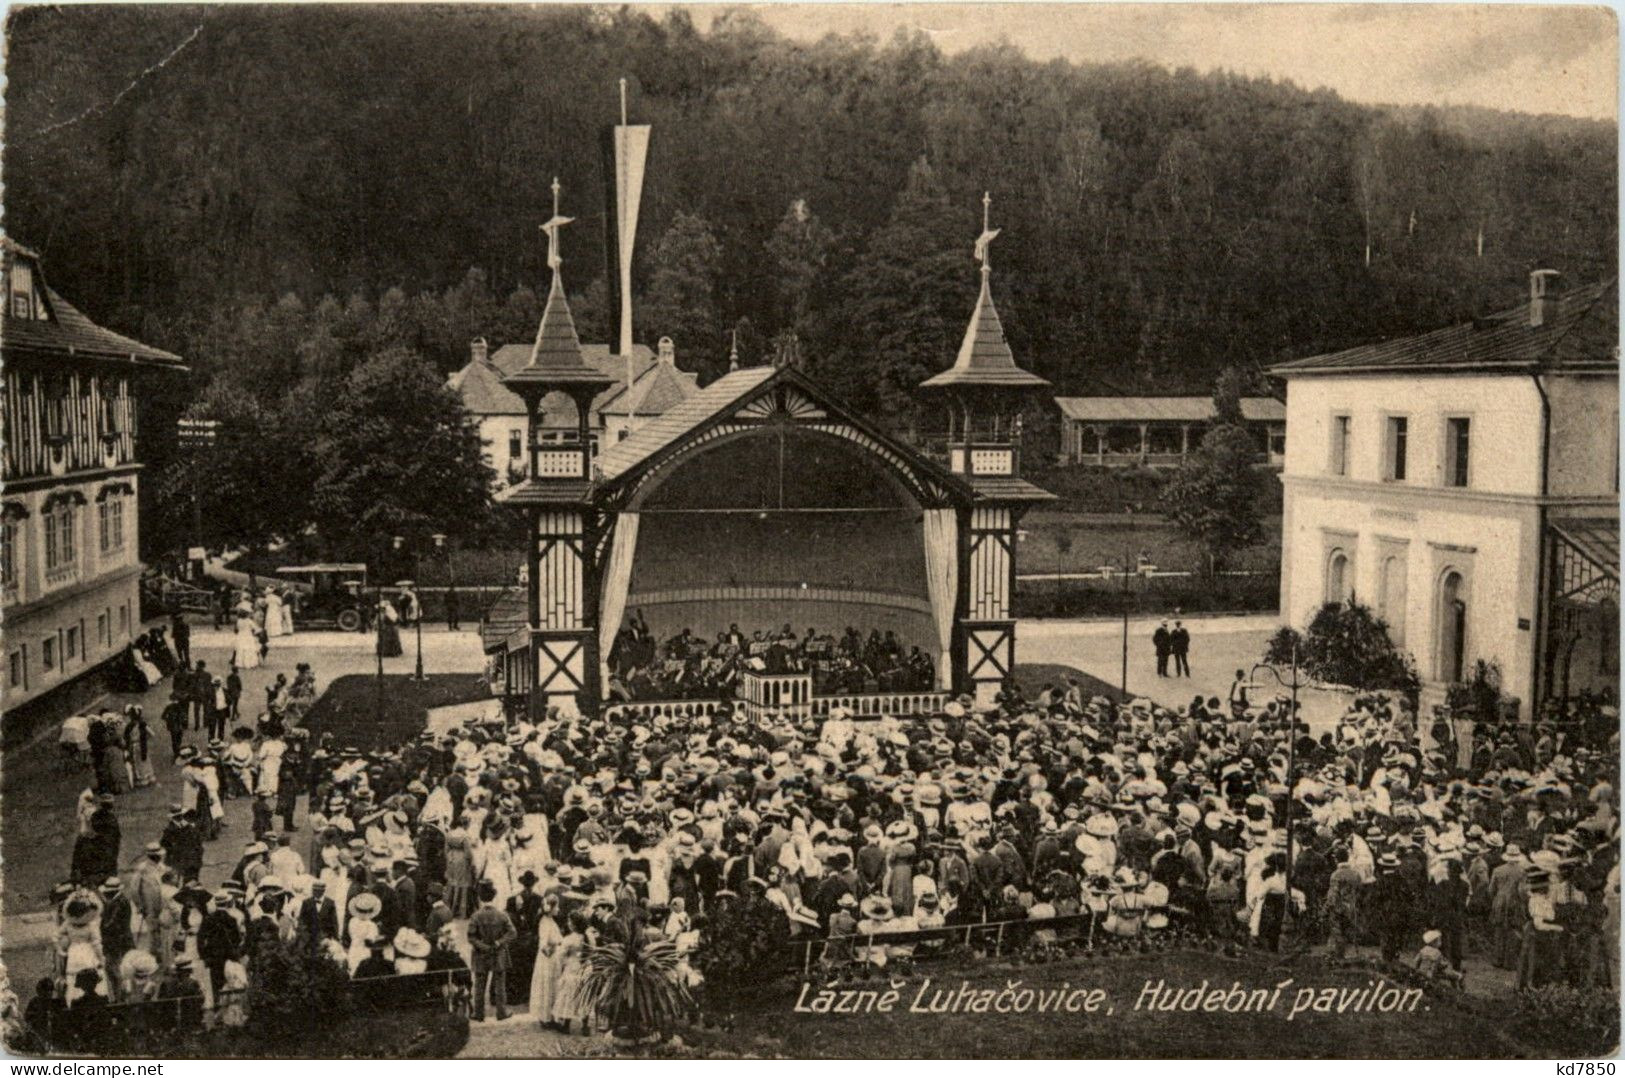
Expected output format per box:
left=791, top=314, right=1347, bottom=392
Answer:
left=579, top=933, right=693, bottom=1038
left=694, top=897, right=791, bottom=1011
left=1510, top=985, right=1620, bottom=1057
left=1269, top=601, right=1419, bottom=698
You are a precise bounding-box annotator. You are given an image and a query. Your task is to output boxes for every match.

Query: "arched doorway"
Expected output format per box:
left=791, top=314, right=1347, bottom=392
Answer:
left=1325, top=549, right=1350, bottom=604
left=1438, top=570, right=1467, bottom=683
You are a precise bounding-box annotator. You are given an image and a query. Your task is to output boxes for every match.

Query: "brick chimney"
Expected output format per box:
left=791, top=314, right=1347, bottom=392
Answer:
left=658, top=336, right=676, bottom=365
left=1529, top=269, right=1562, bottom=328
left=471, top=336, right=489, bottom=365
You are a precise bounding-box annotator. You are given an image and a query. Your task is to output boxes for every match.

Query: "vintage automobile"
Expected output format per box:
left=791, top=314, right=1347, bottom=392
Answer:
left=275, top=563, right=371, bottom=631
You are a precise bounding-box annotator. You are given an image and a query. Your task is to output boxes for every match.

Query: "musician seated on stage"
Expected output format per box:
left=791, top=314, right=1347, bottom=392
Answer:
left=604, top=612, right=936, bottom=702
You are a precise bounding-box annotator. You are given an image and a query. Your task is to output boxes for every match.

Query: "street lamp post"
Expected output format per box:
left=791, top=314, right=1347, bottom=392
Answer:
left=393, top=534, right=443, bottom=682
left=1106, top=549, right=1140, bottom=699
left=1249, top=638, right=1306, bottom=904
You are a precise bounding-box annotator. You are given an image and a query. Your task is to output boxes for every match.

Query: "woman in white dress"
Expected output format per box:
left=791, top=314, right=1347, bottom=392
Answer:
left=528, top=894, right=564, bottom=1026
left=264, top=589, right=289, bottom=639
left=279, top=589, right=296, bottom=635
left=233, top=614, right=262, bottom=670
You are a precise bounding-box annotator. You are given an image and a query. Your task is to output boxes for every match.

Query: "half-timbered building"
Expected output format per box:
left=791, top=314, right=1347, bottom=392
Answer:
left=1, top=238, right=186, bottom=710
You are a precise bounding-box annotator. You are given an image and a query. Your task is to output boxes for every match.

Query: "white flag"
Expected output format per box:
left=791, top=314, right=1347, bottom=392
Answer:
left=615, top=124, right=652, bottom=358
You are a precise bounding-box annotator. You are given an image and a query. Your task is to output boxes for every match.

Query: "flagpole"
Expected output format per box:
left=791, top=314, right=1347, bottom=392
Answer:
left=619, top=78, right=635, bottom=432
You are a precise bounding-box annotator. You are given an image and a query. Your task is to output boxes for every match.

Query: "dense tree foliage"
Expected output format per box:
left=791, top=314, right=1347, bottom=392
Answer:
left=5, top=6, right=1614, bottom=552
left=9, top=7, right=1613, bottom=391
left=1160, top=423, right=1264, bottom=573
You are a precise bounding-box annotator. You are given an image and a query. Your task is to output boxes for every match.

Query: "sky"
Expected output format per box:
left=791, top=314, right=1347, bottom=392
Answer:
left=677, top=3, right=1618, bottom=121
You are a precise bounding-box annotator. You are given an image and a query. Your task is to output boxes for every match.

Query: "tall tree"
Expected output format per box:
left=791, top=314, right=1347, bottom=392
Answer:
left=820, top=157, right=972, bottom=419
left=1161, top=423, right=1265, bottom=575
left=639, top=212, right=724, bottom=381
left=765, top=197, right=834, bottom=334
left=308, top=347, right=494, bottom=563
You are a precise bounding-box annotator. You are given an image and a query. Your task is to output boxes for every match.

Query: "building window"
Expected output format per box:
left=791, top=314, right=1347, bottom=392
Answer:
left=118, top=604, right=130, bottom=635
left=509, top=429, right=523, bottom=460
left=98, top=498, right=125, bottom=554
left=65, top=623, right=79, bottom=661
left=8, top=648, right=23, bottom=689
left=1379, top=554, right=1407, bottom=646
left=98, top=610, right=110, bottom=647
left=1445, top=417, right=1470, bottom=488
left=42, top=635, right=56, bottom=671
left=10, top=263, right=34, bottom=319
left=44, top=505, right=76, bottom=576
left=1329, top=415, right=1350, bottom=476
left=1384, top=416, right=1408, bottom=481
left=1326, top=549, right=1352, bottom=604
left=1, top=520, right=17, bottom=592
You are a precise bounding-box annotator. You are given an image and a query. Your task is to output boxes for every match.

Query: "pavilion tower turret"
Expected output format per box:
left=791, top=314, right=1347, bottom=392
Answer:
left=918, top=193, right=1052, bottom=708
left=500, top=178, right=615, bottom=718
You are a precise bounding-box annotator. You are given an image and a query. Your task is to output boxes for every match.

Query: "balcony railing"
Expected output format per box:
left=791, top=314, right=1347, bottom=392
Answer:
left=44, top=561, right=79, bottom=589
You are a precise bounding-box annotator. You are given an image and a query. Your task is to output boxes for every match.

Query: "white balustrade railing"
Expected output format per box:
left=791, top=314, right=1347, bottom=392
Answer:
left=601, top=689, right=949, bottom=724
left=811, top=691, right=948, bottom=718
left=739, top=671, right=814, bottom=713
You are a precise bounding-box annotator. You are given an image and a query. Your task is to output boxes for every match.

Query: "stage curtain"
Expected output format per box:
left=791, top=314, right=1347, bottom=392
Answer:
left=599, top=512, right=640, bottom=697
left=922, top=508, right=958, bottom=688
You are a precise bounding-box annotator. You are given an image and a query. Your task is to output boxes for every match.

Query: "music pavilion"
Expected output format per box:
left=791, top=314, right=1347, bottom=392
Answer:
left=493, top=188, right=1052, bottom=720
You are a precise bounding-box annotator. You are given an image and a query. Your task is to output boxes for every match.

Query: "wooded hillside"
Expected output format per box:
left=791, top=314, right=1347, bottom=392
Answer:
left=6, top=4, right=1616, bottom=416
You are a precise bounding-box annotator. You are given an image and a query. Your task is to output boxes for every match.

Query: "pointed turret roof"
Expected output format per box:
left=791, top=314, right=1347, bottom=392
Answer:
left=504, top=181, right=615, bottom=397
left=920, top=193, right=1048, bottom=392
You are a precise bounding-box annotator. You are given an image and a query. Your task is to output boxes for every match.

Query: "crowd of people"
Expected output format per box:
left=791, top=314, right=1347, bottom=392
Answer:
left=26, top=646, right=1621, bottom=1049
left=606, top=613, right=938, bottom=702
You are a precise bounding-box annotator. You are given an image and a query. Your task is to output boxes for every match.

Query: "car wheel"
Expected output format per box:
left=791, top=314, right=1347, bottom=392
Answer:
left=336, top=608, right=362, bottom=632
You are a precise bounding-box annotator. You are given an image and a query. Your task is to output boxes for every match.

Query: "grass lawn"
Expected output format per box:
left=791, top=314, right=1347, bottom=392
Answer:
left=685, top=949, right=1553, bottom=1059
left=302, top=672, right=492, bottom=750
left=1017, top=510, right=1281, bottom=578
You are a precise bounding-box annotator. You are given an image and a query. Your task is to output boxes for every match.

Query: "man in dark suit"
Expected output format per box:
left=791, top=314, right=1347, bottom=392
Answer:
left=160, top=805, right=203, bottom=882
left=1170, top=620, right=1191, bottom=677
left=505, top=871, right=544, bottom=1001
left=196, top=891, right=243, bottom=996
left=98, top=878, right=136, bottom=986
left=296, top=879, right=340, bottom=945
left=466, top=882, right=516, bottom=1022
left=390, top=859, right=420, bottom=933
left=1152, top=621, right=1172, bottom=677
left=171, top=613, right=191, bottom=669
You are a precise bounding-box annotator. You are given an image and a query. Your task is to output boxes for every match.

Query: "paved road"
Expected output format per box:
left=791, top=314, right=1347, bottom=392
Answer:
left=1017, top=614, right=1349, bottom=734
left=0, top=627, right=486, bottom=993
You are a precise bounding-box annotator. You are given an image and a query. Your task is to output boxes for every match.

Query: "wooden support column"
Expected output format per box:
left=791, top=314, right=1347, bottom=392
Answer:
left=1180, top=424, right=1190, bottom=458
left=1139, top=423, right=1149, bottom=463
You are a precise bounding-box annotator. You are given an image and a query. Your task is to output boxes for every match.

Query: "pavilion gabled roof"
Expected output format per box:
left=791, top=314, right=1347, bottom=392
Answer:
left=588, top=364, right=977, bottom=509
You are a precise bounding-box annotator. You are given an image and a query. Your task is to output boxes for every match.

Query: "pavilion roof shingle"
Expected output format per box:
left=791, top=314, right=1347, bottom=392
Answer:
left=1055, top=396, right=1285, bottom=423
left=920, top=272, right=1049, bottom=391
left=594, top=366, right=776, bottom=481
left=1271, top=280, right=1616, bottom=376
left=503, top=273, right=616, bottom=393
